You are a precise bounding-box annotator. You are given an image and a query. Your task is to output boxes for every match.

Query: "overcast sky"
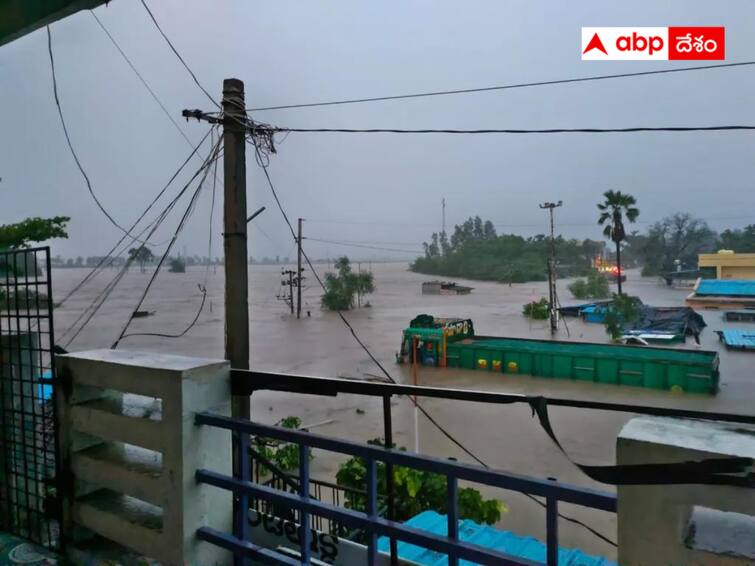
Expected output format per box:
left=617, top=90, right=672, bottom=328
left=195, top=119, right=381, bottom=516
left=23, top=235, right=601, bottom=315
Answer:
left=1, top=1, right=754, bottom=261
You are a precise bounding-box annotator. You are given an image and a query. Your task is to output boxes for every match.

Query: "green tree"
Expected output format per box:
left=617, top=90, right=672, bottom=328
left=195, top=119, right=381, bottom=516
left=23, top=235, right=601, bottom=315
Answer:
left=0, top=216, right=70, bottom=250
left=639, top=213, right=717, bottom=276
left=336, top=439, right=505, bottom=525
left=413, top=218, right=599, bottom=284
left=568, top=270, right=610, bottom=300
left=603, top=294, right=640, bottom=341
left=255, top=416, right=311, bottom=475
left=169, top=257, right=186, bottom=273
left=0, top=217, right=69, bottom=300
left=321, top=256, right=375, bottom=311
left=128, top=245, right=155, bottom=273
left=597, top=190, right=639, bottom=295
left=720, top=224, right=755, bottom=253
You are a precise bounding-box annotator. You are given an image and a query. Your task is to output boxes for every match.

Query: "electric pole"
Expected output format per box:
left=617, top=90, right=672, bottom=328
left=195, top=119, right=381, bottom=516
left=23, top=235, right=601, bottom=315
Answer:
left=539, top=201, right=563, bottom=335
left=297, top=218, right=304, bottom=319
left=280, top=269, right=296, bottom=314
left=441, top=198, right=446, bottom=235
left=222, top=79, right=251, bottom=420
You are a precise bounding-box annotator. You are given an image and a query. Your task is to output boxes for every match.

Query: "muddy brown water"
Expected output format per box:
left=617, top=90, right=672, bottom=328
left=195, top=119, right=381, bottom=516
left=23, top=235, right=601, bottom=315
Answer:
left=51, top=264, right=755, bottom=558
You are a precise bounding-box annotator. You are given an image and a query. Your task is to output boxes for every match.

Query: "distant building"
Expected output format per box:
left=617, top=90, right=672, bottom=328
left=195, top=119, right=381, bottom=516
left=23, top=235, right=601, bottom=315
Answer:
left=698, top=251, right=755, bottom=280
left=421, top=281, right=473, bottom=295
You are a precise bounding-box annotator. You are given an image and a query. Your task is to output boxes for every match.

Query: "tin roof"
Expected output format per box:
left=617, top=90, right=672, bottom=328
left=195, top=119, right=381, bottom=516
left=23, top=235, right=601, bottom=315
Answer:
left=718, top=329, right=755, bottom=351
left=696, top=280, right=755, bottom=297
left=377, top=511, right=616, bottom=566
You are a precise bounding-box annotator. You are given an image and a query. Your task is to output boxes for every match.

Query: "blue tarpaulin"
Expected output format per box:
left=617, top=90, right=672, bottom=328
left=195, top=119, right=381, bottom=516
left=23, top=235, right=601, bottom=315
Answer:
left=696, top=280, right=755, bottom=297
left=376, top=511, right=616, bottom=566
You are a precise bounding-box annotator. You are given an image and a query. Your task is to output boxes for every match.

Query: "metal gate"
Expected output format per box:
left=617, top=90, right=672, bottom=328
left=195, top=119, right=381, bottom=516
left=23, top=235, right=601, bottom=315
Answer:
left=0, top=246, right=61, bottom=550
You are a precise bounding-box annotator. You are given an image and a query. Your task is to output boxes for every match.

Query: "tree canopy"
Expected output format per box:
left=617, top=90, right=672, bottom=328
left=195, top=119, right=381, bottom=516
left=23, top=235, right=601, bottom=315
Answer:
left=412, top=216, right=603, bottom=283
left=0, top=216, right=70, bottom=250
left=639, top=213, right=718, bottom=275
left=321, top=256, right=375, bottom=310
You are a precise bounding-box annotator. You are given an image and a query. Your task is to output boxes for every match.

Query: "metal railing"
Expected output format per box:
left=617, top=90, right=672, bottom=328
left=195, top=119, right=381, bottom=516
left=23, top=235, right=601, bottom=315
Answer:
left=195, top=368, right=753, bottom=565
left=196, top=414, right=616, bottom=566
left=194, top=371, right=630, bottom=565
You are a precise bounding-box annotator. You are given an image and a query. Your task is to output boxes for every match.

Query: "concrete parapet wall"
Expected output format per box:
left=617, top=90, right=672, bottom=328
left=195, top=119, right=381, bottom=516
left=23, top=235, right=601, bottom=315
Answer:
left=617, top=416, right=755, bottom=565
left=56, top=349, right=233, bottom=566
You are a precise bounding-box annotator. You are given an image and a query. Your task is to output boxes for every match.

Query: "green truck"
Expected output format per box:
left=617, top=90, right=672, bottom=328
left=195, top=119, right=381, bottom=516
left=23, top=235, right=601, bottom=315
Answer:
left=398, top=315, right=720, bottom=394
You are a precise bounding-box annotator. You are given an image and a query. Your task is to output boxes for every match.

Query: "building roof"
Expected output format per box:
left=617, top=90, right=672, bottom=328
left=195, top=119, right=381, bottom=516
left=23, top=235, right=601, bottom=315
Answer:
left=1, top=0, right=110, bottom=47
left=377, top=511, right=616, bottom=566
left=695, top=279, right=755, bottom=297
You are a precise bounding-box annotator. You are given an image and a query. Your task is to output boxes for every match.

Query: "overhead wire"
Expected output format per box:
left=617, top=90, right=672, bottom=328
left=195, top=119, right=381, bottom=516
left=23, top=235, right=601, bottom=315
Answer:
left=56, top=127, right=215, bottom=310
left=249, top=135, right=617, bottom=547
left=305, top=237, right=423, bottom=254
left=47, top=25, right=158, bottom=244
left=139, top=0, right=220, bottom=109
left=111, top=137, right=222, bottom=348
left=60, top=136, right=222, bottom=347
left=246, top=61, right=755, bottom=111
left=275, top=125, right=755, bottom=135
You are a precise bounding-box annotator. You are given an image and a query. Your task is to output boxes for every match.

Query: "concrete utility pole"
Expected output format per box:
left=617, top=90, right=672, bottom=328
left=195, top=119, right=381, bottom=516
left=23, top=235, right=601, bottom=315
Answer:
left=539, top=201, right=563, bottom=335
left=297, top=218, right=304, bottom=319
left=280, top=269, right=296, bottom=314
left=222, top=78, right=250, bottom=420
left=442, top=197, right=446, bottom=235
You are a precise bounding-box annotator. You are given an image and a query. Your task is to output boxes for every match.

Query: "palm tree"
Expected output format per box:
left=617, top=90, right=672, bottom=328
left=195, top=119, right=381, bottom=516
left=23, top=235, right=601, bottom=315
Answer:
left=597, top=190, right=639, bottom=295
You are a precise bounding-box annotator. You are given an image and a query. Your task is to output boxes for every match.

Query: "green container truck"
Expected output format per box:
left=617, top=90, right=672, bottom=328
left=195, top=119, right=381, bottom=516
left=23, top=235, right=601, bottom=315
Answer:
left=398, top=315, right=720, bottom=394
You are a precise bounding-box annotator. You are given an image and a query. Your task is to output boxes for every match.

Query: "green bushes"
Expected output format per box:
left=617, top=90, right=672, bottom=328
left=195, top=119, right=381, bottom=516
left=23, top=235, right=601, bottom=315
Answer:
left=523, top=298, right=549, bottom=319
left=336, top=439, right=505, bottom=525
left=411, top=218, right=603, bottom=284
left=568, top=270, right=610, bottom=300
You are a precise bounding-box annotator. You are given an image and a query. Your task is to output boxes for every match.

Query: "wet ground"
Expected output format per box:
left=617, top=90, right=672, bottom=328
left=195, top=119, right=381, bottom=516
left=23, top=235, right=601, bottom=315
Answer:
left=52, top=263, right=755, bottom=559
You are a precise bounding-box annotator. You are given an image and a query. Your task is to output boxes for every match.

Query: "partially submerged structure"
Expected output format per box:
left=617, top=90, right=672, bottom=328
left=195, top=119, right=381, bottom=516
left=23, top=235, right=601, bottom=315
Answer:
left=559, top=300, right=707, bottom=344
left=717, top=329, right=755, bottom=351
left=686, top=279, right=755, bottom=310
left=398, top=315, right=720, bottom=394
left=421, top=280, right=473, bottom=295
left=698, top=251, right=755, bottom=280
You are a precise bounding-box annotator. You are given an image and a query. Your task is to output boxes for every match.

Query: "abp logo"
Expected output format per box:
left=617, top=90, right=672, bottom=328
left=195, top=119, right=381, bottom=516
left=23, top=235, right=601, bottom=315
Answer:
left=581, top=27, right=724, bottom=60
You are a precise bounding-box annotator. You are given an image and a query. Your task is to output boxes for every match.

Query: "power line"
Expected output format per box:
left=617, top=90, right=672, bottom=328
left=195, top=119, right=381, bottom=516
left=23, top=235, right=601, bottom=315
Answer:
left=111, top=138, right=221, bottom=348
left=276, top=125, right=755, bottom=135
left=252, top=139, right=616, bottom=546
left=246, top=61, right=755, bottom=112
left=60, top=138, right=222, bottom=347
left=306, top=237, right=423, bottom=254
left=56, top=127, right=215, bottom=309
left=90, top=10, right=194, bottom=147
left=47, top=25, right=154, bottom=243
left=139, top=0, right=219, bottom=109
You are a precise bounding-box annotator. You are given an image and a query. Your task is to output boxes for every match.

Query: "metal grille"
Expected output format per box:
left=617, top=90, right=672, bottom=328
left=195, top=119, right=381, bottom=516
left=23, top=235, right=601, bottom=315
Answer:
left=0, top=246, right=61, bottom=550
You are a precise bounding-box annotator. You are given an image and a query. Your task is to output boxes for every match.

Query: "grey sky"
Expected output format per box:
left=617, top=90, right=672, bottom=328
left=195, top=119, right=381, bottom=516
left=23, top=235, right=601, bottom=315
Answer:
left=1, top=1, right=754, bottom=261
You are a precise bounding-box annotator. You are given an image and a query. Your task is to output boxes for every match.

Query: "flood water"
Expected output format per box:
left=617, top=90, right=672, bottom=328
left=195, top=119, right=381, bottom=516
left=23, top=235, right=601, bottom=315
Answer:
left=52, top=263, right=754, bottom=558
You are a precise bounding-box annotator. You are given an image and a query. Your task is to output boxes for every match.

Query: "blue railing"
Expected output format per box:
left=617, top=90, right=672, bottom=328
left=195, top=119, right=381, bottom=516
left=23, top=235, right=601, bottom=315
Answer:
left=194, top=412, right=616, bottom=566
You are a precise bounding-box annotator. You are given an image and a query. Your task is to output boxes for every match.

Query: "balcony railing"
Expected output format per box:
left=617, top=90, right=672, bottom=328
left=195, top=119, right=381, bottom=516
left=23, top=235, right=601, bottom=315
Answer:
left=195, top=412, right=616, bottom=566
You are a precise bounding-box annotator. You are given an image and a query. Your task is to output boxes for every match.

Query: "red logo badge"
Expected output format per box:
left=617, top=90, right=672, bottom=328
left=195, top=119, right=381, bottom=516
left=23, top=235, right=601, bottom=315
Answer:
left=668, top=27, right=725, bottom=60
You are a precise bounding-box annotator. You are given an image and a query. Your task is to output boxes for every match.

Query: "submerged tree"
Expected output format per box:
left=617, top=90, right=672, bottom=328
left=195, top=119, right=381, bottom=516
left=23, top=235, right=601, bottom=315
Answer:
left=321, top=256, right=375, bottom=311
left=597, top=190, right=639, bottom=295
left=128, top=245, right=155, bottom=273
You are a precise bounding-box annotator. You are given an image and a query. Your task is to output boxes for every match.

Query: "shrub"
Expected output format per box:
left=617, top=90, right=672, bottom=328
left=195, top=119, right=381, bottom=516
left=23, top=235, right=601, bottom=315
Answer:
left=568, top=270, right=610, bottom=300
left=169, top=257, right=186, bottom=273
left=523, top=298, right=549, bottom=319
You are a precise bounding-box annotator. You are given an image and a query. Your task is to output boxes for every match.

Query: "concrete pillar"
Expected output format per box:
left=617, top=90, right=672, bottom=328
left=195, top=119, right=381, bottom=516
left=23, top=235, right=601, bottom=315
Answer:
left=617, top=417, right=755, bottom=565
left=56, top=350, right=233, bottom=566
